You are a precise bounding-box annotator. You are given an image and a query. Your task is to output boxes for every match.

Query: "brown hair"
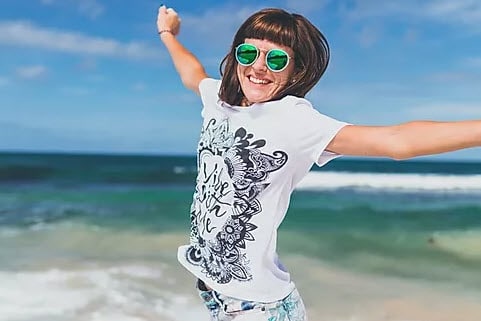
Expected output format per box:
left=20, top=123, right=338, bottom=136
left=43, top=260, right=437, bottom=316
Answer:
left=218, top=8, right=330, bottom=106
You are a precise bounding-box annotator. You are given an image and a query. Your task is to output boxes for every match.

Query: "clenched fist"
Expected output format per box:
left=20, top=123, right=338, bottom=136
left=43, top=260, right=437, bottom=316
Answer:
left=157, top=5, right=181, bottom=36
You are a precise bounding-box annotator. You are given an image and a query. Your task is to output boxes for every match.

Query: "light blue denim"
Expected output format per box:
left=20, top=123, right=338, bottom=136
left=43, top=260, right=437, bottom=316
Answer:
left=197, top=283, right=307, bottom=321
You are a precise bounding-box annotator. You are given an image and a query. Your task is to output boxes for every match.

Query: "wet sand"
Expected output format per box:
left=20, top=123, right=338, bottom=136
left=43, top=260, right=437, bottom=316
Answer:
left=287, top=256, right=481, bottom=321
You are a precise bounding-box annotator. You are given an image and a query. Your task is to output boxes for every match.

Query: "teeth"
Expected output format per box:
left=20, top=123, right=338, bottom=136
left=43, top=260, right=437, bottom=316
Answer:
left=249, top=76, right=269, bottom=84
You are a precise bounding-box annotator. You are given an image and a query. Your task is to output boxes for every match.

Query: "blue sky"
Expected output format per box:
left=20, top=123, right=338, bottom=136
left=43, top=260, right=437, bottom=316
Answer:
left=1, top=0, right=481, bottom=160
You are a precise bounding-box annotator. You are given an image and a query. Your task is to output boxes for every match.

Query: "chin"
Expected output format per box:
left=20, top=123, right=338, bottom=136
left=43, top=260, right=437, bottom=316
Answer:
left=243, top=90, right=273, bottom=104
left=246, top=96, right=268, bottom=104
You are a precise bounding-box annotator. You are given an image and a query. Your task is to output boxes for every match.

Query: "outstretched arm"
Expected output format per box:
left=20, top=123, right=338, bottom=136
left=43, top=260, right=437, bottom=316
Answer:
left=157, top=5, right=207, bottom=95
left=327, top=120, right=481, bottom=160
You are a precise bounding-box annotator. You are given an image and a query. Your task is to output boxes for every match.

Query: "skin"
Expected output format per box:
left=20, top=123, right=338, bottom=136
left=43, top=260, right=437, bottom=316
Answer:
left=237, top=38, right=295, bottom=105
left=157, top=6, right=206, bottom=95
left=158, top=5, right=481, bottom=160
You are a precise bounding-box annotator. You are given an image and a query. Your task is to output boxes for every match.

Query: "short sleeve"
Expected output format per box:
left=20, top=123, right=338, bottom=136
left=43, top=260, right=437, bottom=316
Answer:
left=291, top=98, right=349, bottom=167
left=199, top=78, right=221, bottom=118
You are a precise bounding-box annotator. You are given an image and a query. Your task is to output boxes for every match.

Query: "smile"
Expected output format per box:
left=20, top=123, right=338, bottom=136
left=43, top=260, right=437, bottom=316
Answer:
left=248, top=76, right=270, bottom=84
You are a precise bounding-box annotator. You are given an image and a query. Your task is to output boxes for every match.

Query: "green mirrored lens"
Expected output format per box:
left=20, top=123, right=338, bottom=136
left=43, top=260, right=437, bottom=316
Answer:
left=236, top=44, right=258, bottom=65
left=266, top=49, right=288, bottom=71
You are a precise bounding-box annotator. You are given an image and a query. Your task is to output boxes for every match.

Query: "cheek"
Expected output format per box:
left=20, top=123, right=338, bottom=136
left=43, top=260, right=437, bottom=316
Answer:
left=274, top=71, right=293, bottom=86
left=282, top=63, right=296, bottom=79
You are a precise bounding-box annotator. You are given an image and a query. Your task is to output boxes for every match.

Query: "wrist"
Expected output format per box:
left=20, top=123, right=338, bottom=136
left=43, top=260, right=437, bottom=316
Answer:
left=158, top=29, right=174, bottom=40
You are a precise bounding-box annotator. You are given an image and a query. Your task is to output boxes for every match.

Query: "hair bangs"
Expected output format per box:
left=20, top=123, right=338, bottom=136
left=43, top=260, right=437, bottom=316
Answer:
left=237, top=10, right=296, bottom=48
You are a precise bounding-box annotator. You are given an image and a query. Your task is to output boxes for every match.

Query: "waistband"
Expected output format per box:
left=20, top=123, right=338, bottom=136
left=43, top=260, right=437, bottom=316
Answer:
left=197, top=279, right=295, bottom=315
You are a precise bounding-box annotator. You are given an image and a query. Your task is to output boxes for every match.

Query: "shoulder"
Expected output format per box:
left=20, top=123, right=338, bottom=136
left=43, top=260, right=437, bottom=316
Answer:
left=278, top=95, right=312, bottom=106
left=280, top=95, right=321, bottom=117
left=199, top=78, right=221, bottom=106
left=264, top=95, right=313, bottom=114
left=280, top=96, right=349, bottom=130
left=199, top=78, right=221, bottom=90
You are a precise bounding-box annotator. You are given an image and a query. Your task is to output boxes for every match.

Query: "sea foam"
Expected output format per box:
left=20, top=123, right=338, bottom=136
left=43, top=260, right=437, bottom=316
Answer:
left=0, top=264, right=202, bottom=321
left=297, top=171, right=481, bottom=192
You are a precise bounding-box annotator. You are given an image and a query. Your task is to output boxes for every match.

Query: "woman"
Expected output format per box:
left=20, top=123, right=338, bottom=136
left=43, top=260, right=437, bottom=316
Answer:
left=157, top=5, right=481, bottom=320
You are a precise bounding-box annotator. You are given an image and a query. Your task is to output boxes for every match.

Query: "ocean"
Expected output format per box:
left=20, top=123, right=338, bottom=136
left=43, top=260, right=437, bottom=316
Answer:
left=1, top=152, right=481, bottom=321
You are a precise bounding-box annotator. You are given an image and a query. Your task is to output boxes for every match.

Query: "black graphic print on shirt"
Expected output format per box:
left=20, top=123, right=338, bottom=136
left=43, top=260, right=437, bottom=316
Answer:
left=186, top=118, right=288, bottom=284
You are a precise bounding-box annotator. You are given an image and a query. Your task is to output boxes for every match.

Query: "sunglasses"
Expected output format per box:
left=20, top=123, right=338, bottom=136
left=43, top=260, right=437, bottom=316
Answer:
left=235, top=43, right=291, bottom=72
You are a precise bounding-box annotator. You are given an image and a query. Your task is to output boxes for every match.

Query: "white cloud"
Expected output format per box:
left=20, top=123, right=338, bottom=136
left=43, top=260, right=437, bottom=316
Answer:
left=0, top=20, right=160, bottom=60
left=406, top=102, right=481, bottom=119
left=358, top=25, right=382, bottom=47
left=182, top=4, right=262, bottom=49
left=305, top=78, right=478, bottom=124
left=342, top=0, right=481, bottom=31
left=284, top=0, right=331, bottom=13
left=403, top=28, right=419, bottom=43
left=75, top=58, right=97, bottom=71
left=0, top=121, right=122, bottom=153
left=40, top=0, right=104, bottom=19
left=132, top=82, right=146, bottom=91
left=426, top=71, right=480, bottom=83
left=0, top=76, right=10, bottom=86
left=425, top=0, right=481, bottom=26
left=16, top=65, right=48, bottom=79
left=77, top=0, right=104, bottom=19
left=341, top=1, right=417, bottom=21
left=60, top=86, right=93, bottom=96
left=464, top=57, right=481, bottom=68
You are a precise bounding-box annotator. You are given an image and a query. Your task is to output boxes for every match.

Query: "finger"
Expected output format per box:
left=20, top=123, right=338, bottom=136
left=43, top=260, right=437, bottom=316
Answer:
left=166, top=7, right=177, bottom=14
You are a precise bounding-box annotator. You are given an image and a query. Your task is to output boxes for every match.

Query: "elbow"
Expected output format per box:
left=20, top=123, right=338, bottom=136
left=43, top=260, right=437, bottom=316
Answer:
left=180, top=65, right=206, bottom=92
left=180, top=76, right=196, bottom=92
left=386, top=143, right=416, bottom=160
left=180, top=74, right=197, bottom=91
left=383, top=133, right=416, bottom=160
left=381, top=126, right=418, bottom=161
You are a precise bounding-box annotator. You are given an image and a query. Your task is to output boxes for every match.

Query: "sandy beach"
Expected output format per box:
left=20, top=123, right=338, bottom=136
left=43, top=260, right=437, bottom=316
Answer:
left=286, top=256, right=481, bottom=321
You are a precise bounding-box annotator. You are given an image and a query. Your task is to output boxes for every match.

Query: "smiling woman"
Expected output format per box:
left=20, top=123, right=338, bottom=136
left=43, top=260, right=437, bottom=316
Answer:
left=217, top=8, right=330, bottom=107
left=157, top=4, right=481, bottom=321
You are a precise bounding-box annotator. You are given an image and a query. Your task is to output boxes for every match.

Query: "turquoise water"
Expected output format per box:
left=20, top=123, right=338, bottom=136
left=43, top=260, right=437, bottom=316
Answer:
left=1, top=152, right=481, bottom=320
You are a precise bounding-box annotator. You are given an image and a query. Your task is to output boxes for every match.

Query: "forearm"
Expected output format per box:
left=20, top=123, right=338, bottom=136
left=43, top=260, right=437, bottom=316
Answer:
left=393, top=120, right=481, bottom=159
left=329, top=120, right=481, bottom=159
left=160, top=32, right=207, bottom=94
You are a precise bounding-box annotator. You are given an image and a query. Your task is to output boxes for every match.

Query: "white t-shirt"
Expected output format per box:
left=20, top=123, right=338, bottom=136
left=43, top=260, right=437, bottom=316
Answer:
left=177, top=78, right=348, bottom=302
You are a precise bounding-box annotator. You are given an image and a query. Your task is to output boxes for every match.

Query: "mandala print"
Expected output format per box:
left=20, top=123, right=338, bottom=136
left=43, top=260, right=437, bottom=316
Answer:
left=186, top=118, right=288, bottom=284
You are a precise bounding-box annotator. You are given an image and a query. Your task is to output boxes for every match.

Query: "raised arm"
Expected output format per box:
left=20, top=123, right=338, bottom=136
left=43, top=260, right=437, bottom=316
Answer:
left=327, top=120, right=481, bottom=160
left=157, top=5, right=207, bottom=95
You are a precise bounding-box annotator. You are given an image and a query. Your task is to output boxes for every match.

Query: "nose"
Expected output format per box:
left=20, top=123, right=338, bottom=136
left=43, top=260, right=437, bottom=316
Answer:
left=251, top=51, right=268, bottom=72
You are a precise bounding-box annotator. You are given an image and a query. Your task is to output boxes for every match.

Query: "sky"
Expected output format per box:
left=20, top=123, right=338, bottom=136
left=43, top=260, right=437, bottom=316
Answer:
left=1, top=0, right=481, bottom=160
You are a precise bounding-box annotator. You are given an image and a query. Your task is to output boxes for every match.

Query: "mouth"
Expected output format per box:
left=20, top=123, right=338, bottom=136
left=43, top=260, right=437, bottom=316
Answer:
left=248, top=75, right=271, bottom=85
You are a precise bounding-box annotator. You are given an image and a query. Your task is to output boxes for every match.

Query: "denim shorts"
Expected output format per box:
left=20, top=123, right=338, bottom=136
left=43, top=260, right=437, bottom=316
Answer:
left=196, top=279, right=307, bottom=321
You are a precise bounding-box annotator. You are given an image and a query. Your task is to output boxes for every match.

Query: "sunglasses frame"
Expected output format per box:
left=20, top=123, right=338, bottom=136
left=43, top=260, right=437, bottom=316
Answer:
left=235, top=43, right=291, bottom=72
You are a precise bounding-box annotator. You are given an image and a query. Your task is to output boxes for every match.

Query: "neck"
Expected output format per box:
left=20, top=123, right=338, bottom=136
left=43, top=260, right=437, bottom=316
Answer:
left=240, top=97, right=252, bottom=107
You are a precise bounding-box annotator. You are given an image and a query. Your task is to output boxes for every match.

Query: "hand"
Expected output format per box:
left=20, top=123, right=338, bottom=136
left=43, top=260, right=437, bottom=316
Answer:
left=157, top=5, right=181, bottom=36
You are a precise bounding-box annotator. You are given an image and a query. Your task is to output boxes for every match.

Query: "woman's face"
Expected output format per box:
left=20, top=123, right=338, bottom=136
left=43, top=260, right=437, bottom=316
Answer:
left=236, top=38, right=295, bottom=105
